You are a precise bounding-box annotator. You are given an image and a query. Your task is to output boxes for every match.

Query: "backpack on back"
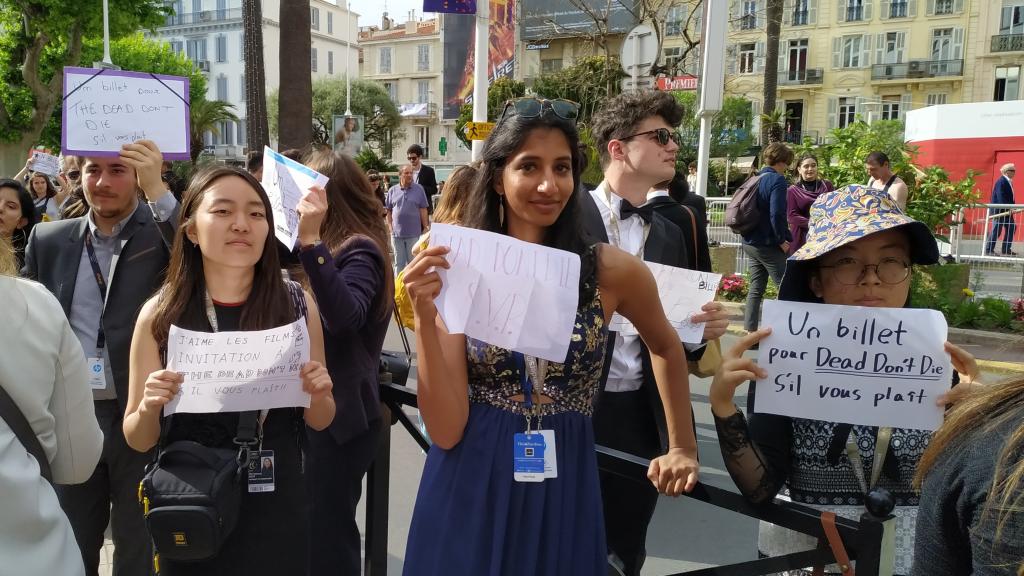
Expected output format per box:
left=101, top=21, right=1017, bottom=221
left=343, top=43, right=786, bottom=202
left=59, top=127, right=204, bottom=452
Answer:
left=725, top=173, right=766, bottom=236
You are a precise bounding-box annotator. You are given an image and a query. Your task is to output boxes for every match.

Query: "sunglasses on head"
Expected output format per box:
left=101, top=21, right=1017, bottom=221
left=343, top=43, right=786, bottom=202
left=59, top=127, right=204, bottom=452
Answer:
left=499, top=97, right=580, bottom=123
left=621, top=128, right=681, bottom=147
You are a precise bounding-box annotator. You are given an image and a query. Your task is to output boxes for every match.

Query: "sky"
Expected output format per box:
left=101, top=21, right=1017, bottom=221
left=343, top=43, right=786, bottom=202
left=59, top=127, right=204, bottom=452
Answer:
left=350, top=0, right=434, bottom=29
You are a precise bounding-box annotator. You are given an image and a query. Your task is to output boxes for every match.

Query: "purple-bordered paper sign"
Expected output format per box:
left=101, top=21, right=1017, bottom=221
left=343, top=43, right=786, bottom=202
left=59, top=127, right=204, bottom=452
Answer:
left=62, top=67, right=191, bottom=160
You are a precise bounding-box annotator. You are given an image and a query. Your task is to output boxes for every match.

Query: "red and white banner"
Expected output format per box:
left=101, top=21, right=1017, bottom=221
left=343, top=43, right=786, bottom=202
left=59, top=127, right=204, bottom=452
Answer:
left=656, top=74, right=698, bottom=91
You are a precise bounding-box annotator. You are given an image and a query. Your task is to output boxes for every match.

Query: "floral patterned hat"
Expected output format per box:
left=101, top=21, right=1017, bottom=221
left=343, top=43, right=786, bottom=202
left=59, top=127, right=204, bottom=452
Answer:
left=779, top=185, right=939, bottom=302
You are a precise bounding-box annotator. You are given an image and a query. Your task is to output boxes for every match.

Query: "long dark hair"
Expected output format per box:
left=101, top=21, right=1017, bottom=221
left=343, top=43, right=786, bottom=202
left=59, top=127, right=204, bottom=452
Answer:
left=0, top=178, right=37, bottom=259
left=462, top=109, right=596, bottom=288
left=29, top=172, right=57, bottom=201
left=302, top=149, right=394, bottom=319
left=150, top=166, right=293, bottom=348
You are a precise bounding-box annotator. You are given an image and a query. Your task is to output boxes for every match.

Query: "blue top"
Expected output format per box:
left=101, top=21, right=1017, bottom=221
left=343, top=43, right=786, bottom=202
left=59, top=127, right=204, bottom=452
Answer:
left=385, top=183, right=429, bottom=238
left=742, top=167, right=792, bottom=247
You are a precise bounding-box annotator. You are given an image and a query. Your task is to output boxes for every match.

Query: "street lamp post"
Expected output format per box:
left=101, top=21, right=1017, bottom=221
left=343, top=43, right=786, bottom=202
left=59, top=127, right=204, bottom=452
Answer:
left=344, top=0, right=352, bottom=117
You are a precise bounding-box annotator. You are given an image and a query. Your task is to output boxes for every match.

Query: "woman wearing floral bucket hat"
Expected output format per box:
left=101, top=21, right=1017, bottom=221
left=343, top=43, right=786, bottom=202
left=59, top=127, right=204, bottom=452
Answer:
left=708, top=185, right=983, bottom=575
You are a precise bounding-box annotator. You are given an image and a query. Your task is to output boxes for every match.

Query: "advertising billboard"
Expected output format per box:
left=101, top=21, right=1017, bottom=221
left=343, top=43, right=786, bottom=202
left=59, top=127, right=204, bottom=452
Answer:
left=441, top=0, right=516, bottom=120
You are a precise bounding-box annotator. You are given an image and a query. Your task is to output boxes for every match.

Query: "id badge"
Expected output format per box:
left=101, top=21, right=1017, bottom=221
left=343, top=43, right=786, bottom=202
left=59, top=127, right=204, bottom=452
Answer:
left=86, top=357, right=106, bottom=390
left=247, top=450, right=275, bottom=493
left=513, top=432, right=546, bottom=483
left=539, top=430, right=558, bottom=479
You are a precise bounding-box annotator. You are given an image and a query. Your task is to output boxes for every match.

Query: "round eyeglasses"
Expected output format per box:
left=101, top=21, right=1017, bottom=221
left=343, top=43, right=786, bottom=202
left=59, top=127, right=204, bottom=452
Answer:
left=818, top=257, right=911, bottom=285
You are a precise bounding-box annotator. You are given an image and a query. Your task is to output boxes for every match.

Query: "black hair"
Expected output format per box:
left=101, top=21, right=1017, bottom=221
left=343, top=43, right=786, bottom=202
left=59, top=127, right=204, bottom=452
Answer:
left=0, top=178, right=38, bottom=264
left=246, top=150, right=264, bottom=172
left=462, top=108, right=596, bottom=293
left=668, top=170, right=690, bottom=203
left=865, top=151, right=890, bottom=166
left=407, top=144, right=425, bottom=157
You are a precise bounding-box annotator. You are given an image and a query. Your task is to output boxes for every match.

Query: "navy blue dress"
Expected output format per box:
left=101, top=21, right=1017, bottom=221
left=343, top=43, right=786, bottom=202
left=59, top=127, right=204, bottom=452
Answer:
left=404, top=249, right=609, bottom=576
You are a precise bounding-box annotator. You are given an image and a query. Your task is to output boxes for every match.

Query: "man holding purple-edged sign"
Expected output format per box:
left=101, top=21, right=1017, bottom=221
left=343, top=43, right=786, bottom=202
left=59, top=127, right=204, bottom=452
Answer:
left=25, top=72, right=181, bottom=573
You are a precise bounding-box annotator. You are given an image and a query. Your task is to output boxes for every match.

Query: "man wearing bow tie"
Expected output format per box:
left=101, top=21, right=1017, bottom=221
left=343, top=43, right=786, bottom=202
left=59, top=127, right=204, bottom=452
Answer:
left=582, top=91, right=729, bottom=576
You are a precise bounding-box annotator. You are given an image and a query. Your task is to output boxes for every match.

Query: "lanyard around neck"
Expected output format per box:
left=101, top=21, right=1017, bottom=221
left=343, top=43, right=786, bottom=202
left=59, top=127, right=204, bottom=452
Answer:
left=846, top=427, right=892, bottom=495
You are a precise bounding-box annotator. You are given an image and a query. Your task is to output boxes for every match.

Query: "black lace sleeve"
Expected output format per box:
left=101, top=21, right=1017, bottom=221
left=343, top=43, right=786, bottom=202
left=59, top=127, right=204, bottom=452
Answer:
left=714, top=407, right=792, bottom=504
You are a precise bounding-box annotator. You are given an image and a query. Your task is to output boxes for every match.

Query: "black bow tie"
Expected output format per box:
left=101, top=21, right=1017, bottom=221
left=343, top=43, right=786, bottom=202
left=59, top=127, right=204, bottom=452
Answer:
left=619, top=200, right=655, bottom=223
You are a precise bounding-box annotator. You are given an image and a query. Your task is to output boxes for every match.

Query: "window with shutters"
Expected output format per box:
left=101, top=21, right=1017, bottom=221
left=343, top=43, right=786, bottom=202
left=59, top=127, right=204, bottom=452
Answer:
left=216, top=75, right=227, bottom=100
left=310, top=7, right=320, bottom=30
left=880, top=95, right=901, bottom=120
left=930, top=28, right=963, bottom=73
left=838, top=35, right=866, bottom=68
left=666, top=5, right=687, bottom=35
left=379, top=47, right=391, bottom=73
left=186, top=38, right=208, bottom=63
left=933, top=0, right=954, bottom=14
left=418, top=45, right=430, bottom=72
left=328, top=51, right=334, bottom=74
left=238, top=119, right=246, bottom=146
left=739, top=43, right=756, bottom=73
left=664, top=46, right=684, bottom=71
left=192, top=0, right=201, bottom=14
left=328, top=12, right=333, bottom=34
left=846, top=0, right=865, bottom=21
left=994, top=66, right=1021, bottom=101
left=222, top=120, right=234, bottom=146
left=417, top=80, right=430, bottom=104
left=838, top=97, right=857, bottom=127
left=170, top=40, right=183, bottom=55
left=883, top=0, right=912, bottom=18
left=876, top=31, right=907, bottom=64
left=383, top=81, right=397, bottom=103
left=240, top=74, right=245, bottom=101
left=926, top=93, right=947, bottom=106
left=216, top=35, right=227, bottom=63
left=740, top=0, right=759, bottom=29
left=311, top=48, right=318, bottom=72
left=791, top=0, right=813, bottom=24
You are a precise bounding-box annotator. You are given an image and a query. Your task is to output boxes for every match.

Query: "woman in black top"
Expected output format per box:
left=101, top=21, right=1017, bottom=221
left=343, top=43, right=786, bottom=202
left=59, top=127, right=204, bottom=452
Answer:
left=124, top=165, right=335, bottom=575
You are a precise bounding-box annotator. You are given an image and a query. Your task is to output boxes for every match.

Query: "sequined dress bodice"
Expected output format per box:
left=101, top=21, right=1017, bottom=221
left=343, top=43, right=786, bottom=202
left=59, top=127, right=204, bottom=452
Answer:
left=465, top=251, right=607, bottom=418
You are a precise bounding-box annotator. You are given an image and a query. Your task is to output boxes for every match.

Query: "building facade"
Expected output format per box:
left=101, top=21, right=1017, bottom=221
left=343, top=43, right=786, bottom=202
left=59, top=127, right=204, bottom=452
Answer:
left=964, top=0, right=1024, bottom=104
left=150, top=0, right=358, bottom=161
left=360, top=17, right=469, bottom=166
left=722, top=0, right=973, bottom=144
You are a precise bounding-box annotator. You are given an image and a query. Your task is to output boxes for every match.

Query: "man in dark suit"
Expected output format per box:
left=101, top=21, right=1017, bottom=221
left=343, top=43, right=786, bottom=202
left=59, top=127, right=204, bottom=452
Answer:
left=647, top=170, right=713, bottom=272
left=986, top=163, right=1017, bottom=256
left=585, top=91, right=728, bottom=576
left=22, top=140, right=179, bottom=576
left=407, top=143, right=438, bottom=209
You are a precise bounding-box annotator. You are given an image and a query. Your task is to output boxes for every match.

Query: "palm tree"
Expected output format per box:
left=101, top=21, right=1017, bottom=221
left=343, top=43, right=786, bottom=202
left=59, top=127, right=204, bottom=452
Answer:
left=190, top=99, right=240, bottom=163
left=278, top=0, right=313, bottom=149
left=761, top=0, right=784, bottom=143
left=243, top=0, right=269, bottom=151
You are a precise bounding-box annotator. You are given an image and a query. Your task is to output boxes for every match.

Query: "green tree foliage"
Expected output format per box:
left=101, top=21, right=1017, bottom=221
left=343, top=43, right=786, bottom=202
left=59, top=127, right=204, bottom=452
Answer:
left=0, top=0, right=168, bottom=171
left=793, top=120, right=980, bottom=236
left=268, top=78, right=402, bottom=155
left=354, top=145, right=397, bottom=173
left=673, top=91, right=755, bottom=163
left=189, top=99, right=239, bottom=163
left=36, top=33, right=207, bottom=152
left=454, top=77, right=525, bottom=149
left=531, top=56, right=623, bottom=123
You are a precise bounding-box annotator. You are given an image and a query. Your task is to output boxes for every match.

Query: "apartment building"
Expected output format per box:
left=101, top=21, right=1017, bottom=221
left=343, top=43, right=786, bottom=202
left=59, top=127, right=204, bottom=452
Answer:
left=723, top=0, right=972, bottom=144
left=964, top=0, right=1024, bottom=103
left=359, top=17, right=467, bottom=164
left=149, top=0, right=358, bottom=161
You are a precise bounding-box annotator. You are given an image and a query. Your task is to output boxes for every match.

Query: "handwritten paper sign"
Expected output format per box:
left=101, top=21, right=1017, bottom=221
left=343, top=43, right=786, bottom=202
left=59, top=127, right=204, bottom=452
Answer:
left=164, top=319, right=311, bottom=415
left=261, top=146, right=330, bottom=248
left=428, top=224, right=581, bottom=363
left=62, top=67, right=191, bottom=160
left=609, top=263, right=721, bottom=344
left=754, top=300, right=951, bottom=431
left=30, top=151, right=60, bottom=177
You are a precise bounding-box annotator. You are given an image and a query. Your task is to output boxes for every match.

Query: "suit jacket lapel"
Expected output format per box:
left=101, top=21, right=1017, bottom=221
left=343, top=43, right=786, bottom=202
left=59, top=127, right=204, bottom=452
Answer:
left=580, top=186, right=610, bottom=243
left=643, top=216, right=668, bottom=264
left=58, top=219, right=88, bottom=314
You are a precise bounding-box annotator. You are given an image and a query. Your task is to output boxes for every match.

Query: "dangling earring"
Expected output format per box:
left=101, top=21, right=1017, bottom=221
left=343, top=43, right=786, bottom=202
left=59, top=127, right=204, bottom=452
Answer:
left=498, top=195, right=505, bottom=228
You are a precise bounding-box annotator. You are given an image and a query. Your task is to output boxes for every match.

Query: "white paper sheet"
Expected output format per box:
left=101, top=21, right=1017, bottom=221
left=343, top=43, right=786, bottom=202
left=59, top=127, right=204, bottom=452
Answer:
left=30, top=151, right=60, bottom=177
left=428, top=224, right=581, bottom=363
left=753, top=300, right=951, bottom=431
left=609, top=262, right=721, bottom=344
left=164, top=318, right=311, bottom=414
left=261, top=146, right=330, bottom=249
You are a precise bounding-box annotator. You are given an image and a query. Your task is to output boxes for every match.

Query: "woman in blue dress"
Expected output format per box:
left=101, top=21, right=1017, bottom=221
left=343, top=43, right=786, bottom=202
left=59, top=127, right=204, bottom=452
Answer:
left=400, top=98, right=702, bottom=576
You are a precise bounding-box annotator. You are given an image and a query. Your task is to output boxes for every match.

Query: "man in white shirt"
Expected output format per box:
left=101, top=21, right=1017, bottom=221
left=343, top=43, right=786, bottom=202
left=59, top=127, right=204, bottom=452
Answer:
left=582, top=90, right=729, bottom=576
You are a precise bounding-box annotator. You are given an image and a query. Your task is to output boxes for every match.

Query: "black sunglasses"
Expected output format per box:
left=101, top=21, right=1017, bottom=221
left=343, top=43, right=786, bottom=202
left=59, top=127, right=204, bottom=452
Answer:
left=621, top=128, right=681, bottom=147
left=499, top=97, right=579, bottom=123
left=65, top=170, right=81, bottom=180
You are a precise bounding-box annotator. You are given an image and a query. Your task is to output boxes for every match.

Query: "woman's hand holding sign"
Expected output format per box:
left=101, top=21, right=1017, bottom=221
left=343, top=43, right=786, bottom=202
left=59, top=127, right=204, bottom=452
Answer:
left=709, top=328, right=772, bottom=419
left=403, top=245, right=450, bottom=324
left=297, top=185, right=328, bottom=246
left=139, top=369, right=184, bottom=417
left=301, top=361, right=333, bottom=405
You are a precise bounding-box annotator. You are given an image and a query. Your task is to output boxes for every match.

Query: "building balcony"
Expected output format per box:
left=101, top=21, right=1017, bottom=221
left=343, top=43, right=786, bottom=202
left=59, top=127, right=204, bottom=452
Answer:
left=398, top=102, right=437, bottom=118
left=778, top=68, right=824, bottom=86
left=870, top=59, right=963, bottom=81
left=164, top=9, right=242, bottom=27
left=783, top=130, right=820, bottom=144
left=991, top=34, right=1024, bottom=53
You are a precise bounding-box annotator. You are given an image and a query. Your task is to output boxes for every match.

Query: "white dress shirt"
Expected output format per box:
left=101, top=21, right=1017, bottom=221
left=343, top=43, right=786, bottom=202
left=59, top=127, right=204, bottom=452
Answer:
left=590, top=182, right=646, bottom=392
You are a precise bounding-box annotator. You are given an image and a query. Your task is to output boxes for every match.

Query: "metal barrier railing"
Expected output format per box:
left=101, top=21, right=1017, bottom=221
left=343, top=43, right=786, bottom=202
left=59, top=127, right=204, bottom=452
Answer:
left=951, top=204, right=1024, bottom=263
left=363, top=383, right=895, bottom=575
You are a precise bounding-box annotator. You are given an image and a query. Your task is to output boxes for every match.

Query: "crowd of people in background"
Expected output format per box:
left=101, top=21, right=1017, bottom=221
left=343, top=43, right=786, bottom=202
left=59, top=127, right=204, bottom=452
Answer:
left=0, top=90, right=1021, bottom=576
